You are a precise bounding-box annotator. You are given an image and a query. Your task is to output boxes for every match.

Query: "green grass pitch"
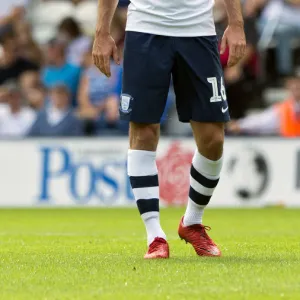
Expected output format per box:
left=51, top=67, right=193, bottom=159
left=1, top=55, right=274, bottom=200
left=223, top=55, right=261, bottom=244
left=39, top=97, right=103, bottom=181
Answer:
left=0, top=208, right=299, bottom=300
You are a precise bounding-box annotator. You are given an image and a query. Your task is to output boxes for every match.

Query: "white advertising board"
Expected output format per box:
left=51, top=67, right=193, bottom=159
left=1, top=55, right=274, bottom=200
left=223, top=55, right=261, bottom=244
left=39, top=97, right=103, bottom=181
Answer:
left=0, top=138, right=299, bottom=207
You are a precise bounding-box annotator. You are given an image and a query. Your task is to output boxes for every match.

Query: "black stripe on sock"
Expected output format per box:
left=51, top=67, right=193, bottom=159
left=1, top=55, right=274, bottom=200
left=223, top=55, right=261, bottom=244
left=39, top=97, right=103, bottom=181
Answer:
left=189, top=187, right=211, bottom=206
left=190, top=165, right=219, bottom=189
left=129, top=175, right=158, bottom=189
left=136, top=198, right=159, bottom=215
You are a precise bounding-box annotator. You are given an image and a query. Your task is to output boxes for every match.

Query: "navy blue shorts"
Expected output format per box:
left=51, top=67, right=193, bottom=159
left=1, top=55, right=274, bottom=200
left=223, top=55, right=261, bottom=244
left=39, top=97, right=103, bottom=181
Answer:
left=118, top=0, right=130, bottom=7
left=120, top=32, right=230, bottom=123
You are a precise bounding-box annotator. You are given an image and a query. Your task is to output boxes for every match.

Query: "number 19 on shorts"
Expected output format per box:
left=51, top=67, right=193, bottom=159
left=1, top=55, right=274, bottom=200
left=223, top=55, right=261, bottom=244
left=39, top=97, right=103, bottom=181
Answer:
left=207, top=77, right=227, bottom=102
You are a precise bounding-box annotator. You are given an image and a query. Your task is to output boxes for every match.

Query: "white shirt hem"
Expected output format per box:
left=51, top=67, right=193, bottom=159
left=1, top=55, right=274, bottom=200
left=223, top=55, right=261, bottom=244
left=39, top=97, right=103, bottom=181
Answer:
left=125, top=26, right=216, bottom=37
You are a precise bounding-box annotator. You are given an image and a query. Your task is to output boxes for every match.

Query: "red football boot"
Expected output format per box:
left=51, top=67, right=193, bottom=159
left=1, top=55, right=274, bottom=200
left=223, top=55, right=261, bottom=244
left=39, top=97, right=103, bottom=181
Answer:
left=144, top=237, right=170, bottom=259
left=178, top=217, right=221, bottom=257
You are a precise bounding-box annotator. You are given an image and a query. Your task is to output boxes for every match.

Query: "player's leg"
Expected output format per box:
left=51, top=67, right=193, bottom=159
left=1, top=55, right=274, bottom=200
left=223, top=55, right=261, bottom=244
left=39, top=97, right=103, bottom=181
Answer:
left=128, top=123, right=169, bottom=259
left=178, top=122, right=224, bottom=257
left=184, top=121, right=224, bottom=226
left=173, top=36, right=229, bottom=256
left=121, top=32, right=173, bottom=258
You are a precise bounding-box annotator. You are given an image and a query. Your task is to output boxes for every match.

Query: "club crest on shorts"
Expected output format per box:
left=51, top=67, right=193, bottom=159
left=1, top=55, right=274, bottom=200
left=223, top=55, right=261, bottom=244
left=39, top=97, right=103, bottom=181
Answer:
left=120, top=94, right=133, bottom=114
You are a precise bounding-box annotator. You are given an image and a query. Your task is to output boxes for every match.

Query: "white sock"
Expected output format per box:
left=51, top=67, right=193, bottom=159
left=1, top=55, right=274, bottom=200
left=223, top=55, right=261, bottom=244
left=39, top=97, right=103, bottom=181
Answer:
left=141, top=212, right=166, bottom=246
left=184, top=150, right=223, bottom=226
left=184, top=200, right=206, bottom=226
left=128, top=149, right=166, bottom=245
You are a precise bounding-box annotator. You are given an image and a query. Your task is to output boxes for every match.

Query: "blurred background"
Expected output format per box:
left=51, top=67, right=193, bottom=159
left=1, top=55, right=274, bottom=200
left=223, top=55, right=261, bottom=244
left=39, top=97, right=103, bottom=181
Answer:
left=0, top=0, right=300, bottom=138
left=0, top=0, right=299, bottom=207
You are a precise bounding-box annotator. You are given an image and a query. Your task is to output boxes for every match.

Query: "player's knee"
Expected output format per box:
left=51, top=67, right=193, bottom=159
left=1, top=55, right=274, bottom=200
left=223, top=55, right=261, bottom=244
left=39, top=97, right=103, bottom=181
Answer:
left=211, top=131, right=224, bottom=150
left=130, top=123, right=160, bottom=151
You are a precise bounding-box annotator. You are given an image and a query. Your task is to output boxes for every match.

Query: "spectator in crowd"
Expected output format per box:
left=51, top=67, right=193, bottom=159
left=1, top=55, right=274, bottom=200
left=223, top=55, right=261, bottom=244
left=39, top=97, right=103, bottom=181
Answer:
left=42, top=38, right=81, bottom=106
left=78, top=47, right=121, bottom=132
left=19, top=71, right=46, bottom=110
left=15, top=21, right=43, bottom=66
left=0, top=0, right=28, bottom=26
left=19, top=71, right=40, bottom=92
left=214, top=0, right=260, bottom=119
left=0, top=82, right=36, bottom=138
left=227, top=72, right=300, bottom=136
left=57, top=17, right=91, bottom=66
left=0, top=24, right=39, bottom=85
left=28, top=84, right=83, bottom=136
left=244, top=0, right=300, bottom=76
left=24, top=84, right=46, bottom=111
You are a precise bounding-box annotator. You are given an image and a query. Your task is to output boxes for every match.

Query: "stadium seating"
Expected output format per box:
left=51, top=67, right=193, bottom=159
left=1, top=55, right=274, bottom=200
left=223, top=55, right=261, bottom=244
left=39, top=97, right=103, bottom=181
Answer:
left=30, top=1, right=74, bottom=43
left=74, top=1, right=98, bottom=35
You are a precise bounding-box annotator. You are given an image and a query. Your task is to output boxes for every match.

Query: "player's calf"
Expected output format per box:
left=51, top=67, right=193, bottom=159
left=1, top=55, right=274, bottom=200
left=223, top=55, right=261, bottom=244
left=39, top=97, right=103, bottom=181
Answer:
left=129, top=123, right=160, bottom=151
